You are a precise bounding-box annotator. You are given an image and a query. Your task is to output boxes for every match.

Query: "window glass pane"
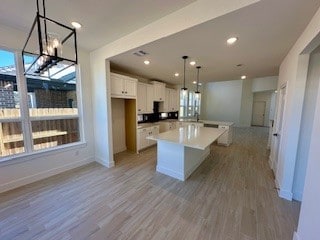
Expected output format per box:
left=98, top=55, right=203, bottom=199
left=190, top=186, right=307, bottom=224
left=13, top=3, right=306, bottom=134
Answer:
left=0, top=49, right=25, bottom=157
left=32, top=119, right=79, bottom=150
left=25, top=62, right=80, bottom=151
left=179, top=89, right=201, bottom=119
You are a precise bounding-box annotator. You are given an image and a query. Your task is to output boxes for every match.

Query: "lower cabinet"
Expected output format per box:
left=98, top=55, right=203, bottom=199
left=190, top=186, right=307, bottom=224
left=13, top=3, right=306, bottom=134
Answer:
left=159, top=121, right=177, bottom=133
left=137, top=125, right=159, bottom=151
left=217, top=125, right=233, bottom=146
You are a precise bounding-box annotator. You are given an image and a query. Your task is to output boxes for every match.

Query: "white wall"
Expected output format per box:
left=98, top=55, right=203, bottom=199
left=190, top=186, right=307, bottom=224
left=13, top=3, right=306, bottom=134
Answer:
left=239, top=79, right=254, bottom=126
left=252, top=76, right=278, bottom=92
left=292, top=51, right=320, bottom=201
left=264, top=4, right=320, bottom=240
left=271, top=3, right=320, bottom=203
left=252, top=91, right=273, bottom=127
left=202, top=80, right=243, bottom=126
left=295, top=75, right=320, bottom=240
left=0, top=24, right=95, bottom=193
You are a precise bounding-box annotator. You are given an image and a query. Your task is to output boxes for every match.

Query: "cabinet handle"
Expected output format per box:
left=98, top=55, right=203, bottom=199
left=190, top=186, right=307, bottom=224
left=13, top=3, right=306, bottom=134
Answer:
left=138, top=109, right=141, bottom=111
left=122, top=91, right=124, bottom=93
left=125, top=91, right=127, bottom=94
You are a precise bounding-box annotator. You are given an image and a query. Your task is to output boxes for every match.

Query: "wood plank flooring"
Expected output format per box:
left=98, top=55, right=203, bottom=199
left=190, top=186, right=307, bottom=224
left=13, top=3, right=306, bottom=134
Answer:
left=0, top=127, right=300, bottom=240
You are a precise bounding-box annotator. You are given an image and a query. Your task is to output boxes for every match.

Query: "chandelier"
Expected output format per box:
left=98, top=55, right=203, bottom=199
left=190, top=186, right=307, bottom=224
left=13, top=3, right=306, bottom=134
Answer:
left=22, top=0, right=78, bottom=79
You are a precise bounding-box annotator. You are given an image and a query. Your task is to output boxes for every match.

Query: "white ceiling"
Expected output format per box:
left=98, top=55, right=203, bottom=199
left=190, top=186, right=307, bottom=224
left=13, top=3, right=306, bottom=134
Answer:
left=1, top=0, right=320, bottom=84
left=0, top=0, right=196, bottom=51
left=110, top=0, right=320, bottom=84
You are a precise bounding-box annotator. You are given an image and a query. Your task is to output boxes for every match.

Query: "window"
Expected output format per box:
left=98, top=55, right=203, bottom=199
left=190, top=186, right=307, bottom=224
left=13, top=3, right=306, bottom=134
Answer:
left=0, top=48, right=81, bottom=159
left=179, top=90, right=201, bottom=118
left=0, top=49, right=24, bottom=157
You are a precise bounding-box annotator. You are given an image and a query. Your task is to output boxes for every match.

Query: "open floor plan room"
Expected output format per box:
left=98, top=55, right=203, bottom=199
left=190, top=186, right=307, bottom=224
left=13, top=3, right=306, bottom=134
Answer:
left=0, top=128, right=300, bottom=240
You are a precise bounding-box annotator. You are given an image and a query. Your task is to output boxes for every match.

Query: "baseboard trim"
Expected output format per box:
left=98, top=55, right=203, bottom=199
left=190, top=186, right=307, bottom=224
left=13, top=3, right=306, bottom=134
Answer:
left=293, top=232, right=300, bottom=240
left=275, top=178, right=293, bottom=201
left=156, top=165, right=184, bottom=181
left=268, top=155, right=273, bottom=170
left=0, top=157, right=94, bottom=194
left=95, top=156, right=115, bottom=168
left=293, top=191, right=303, bottom=201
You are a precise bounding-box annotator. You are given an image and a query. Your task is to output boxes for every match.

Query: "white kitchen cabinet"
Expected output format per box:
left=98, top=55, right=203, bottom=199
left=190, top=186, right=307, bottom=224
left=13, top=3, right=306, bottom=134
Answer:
left=217, top=125, right=233, bottom=146
left=152, top=81, right=165, bottom=101
left=169, top=88, right=179, bottom=111
left=159, top=121, right=177, bottom=133
left=110, top=73, right=137, bottom=98
left=146, top=84, right=154, bottom=113
left=137, top=83, right=147, bottom=113
left=160, top=88, right=179, bottom=112
left=137, top=125, right=159, bottom=151
left=137, top=83, right=153, bottom=114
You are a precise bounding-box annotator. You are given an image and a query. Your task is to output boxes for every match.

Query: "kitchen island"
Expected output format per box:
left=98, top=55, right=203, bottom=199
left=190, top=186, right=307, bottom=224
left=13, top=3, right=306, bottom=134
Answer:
left=148, top=125, right=226, bottom=181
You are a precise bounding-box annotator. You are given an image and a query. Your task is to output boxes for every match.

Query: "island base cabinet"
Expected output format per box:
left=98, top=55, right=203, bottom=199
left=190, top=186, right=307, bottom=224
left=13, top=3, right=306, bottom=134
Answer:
left=217, top=125, right=233, bottom=146
left=156, top=141, right=210, bottom=181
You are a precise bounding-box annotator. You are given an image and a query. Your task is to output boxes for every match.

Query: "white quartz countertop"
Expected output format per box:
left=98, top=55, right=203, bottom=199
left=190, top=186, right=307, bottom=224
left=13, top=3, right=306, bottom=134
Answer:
left=147, top=126, right=226, bottom=150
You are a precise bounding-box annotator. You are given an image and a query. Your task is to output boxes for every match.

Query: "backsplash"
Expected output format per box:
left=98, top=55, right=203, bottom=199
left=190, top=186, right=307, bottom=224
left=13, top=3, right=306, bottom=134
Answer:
left=138, top=111, right=178, bottom=123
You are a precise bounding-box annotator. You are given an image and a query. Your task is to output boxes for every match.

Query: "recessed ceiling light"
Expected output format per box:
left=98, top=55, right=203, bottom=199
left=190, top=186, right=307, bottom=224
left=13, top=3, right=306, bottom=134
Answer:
left=71, top=21, right=82, bottom=29
left=241, top=75, right=247, bottom=79
left=193, top=81, right=197, bottom=84
left=227, top=37, right=238, bottom=45
left=174, top=73, right=179, bottom=77
left=199, top=83, right=202, bottom=86
left=144, top=60, right=150, bottom=65
left=236, top=64, right=243, bottom=67
left=190, top=61, right=196, bottom=66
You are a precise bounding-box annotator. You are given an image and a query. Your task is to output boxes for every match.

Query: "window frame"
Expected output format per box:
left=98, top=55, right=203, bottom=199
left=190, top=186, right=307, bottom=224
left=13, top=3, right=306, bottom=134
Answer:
left=0, top=46, right=85, bottom=163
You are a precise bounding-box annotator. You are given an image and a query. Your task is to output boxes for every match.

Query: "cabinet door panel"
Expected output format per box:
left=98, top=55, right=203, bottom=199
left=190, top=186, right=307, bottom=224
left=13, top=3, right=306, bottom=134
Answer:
left=125, top=79, right=137, bottom=97
left=146, top=84, right=154, bottom=113
left=137, top=83, right=147, bottom=113
left=111, top=75, right=124, bottom=96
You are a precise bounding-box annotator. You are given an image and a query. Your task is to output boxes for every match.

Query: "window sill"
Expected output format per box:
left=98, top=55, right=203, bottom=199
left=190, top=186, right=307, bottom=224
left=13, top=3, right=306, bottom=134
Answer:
left=0, top=141, right=87, bottom=167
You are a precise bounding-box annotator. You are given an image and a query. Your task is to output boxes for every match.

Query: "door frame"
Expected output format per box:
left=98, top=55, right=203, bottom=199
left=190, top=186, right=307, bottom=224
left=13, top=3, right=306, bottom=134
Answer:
left=251, top=100, right=266, bottom=126
left=270, top=82, right=287, bottom=177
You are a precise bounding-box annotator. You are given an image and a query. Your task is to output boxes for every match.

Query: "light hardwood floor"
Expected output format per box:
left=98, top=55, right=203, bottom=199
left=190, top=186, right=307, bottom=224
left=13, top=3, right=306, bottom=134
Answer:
left=0, top=127, right=300, bottom=240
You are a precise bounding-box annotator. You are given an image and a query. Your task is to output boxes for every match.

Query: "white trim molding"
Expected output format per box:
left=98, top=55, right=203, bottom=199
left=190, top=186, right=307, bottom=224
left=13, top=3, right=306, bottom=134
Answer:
left=0, top=156, right=94, bottom=194
left=293, top=232, right=300, bottom=240
left=95, top=155, right=115, bottom=168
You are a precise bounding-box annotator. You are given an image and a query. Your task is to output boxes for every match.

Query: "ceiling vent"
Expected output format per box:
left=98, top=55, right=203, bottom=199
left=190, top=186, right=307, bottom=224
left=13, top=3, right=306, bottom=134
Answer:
left=133, top=50, right=148, bottom=57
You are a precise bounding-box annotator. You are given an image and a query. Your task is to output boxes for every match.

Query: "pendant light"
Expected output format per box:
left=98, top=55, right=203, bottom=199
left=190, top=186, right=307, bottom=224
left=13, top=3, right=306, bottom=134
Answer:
left=195, top=66, right=201, bottom=99
left=22, top=0, right=78, bottom=78
left=181, top=56, right=188, bottom=96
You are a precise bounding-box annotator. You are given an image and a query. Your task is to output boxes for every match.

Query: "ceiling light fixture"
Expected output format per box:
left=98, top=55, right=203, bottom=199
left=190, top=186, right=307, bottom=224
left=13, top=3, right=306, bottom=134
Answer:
left=241, top=75, right=247, bottom=79
left=174, top=73, right=179, bottom=77
left=181, top=56, right=188, bottom=95
left=144, top=60, right=150, bottom=65
left=71, top=21, right=82, bottom=29
left=227, top=37, right=238, bottom=45
left=22, top=0, right=78, bottom=78
left=190, top=61, right=196, bottom=66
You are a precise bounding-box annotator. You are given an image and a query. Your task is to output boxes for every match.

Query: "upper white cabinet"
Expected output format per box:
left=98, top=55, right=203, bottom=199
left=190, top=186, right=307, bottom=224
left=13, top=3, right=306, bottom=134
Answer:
left=110, top=73, right=137, bottom=98
left=160, top=88, right=179, bottom=112
left=137, top=83, right=147, bottom=113
left=152, top=81, right=165, bottom=101
left=137, top=83, right=154, bottom=114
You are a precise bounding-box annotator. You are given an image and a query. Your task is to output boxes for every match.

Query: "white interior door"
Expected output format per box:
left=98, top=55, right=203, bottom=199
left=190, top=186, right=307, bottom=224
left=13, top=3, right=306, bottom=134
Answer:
left=252, top=101, right=266, bottom=126
left=272, top=85, right=286, bottom=173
